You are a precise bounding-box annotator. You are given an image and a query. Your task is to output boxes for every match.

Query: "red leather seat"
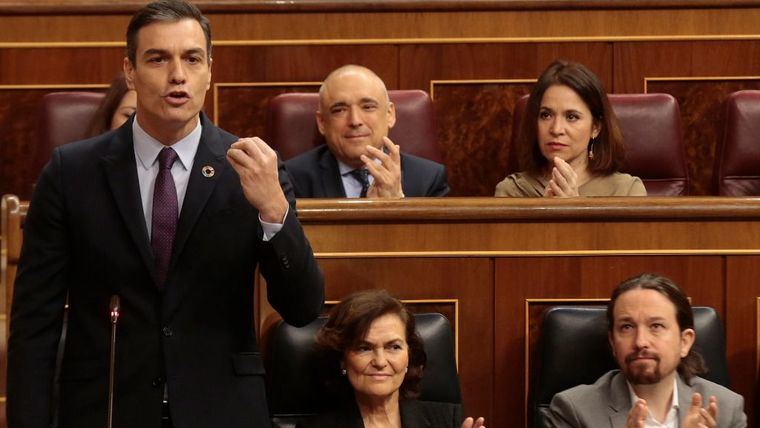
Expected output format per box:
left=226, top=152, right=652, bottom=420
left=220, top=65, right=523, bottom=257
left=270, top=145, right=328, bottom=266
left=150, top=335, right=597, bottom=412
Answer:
left=37, top=91, right=105, bottom=173
left=266, top=90, right=443, bottom=163
left=508, top=93, right=689, bottom=196
left=714, top=90, right=760, bottom=196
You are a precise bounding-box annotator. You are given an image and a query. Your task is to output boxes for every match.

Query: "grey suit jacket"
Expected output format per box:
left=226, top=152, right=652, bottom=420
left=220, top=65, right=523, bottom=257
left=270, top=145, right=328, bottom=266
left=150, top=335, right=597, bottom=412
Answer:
left=548, top=370, right=746, bottom=428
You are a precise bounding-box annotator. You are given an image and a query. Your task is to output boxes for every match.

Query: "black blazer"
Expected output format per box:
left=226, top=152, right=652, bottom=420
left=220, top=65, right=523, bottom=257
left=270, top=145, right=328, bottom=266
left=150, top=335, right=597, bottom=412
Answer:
left=284, top=145, right=450, bottom=198
left=296, top=399, right=463, bottom=428
left=7, top=113, right=324, bottom=428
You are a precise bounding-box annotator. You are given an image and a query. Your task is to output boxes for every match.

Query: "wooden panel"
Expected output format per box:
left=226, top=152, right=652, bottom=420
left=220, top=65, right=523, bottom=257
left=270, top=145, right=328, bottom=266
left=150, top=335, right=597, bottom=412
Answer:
left=647, top=79, right=760, bottom=195
left=725, top=256, right=760, bottom=426
left=0, top=88, right=105, bottom=199
left=0, top=48, right=124, bottom=84
left=214, top=83, right=319, bottom=141
left=317, top=257, right=494, bottom=424
left=5, top=8, right=760, bottom=42
left=432, top=81, right=532, bottom=196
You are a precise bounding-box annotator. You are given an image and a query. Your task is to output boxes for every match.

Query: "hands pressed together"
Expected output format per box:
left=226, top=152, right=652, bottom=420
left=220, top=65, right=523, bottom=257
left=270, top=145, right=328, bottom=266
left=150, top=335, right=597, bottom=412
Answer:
left=461, top=416, right=486, bottom=428
left=226, top=137, right=289, bottom=223
left=543, top=157, right=581, bottom=198
left=361, top=136, right=404, bottom=199
left=627, top=393, right=717, bottom=428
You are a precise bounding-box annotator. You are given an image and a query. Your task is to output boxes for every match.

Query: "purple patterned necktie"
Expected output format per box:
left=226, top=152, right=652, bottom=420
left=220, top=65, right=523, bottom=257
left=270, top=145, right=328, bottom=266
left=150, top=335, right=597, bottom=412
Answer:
left=152, top=147, right=178, bottom=287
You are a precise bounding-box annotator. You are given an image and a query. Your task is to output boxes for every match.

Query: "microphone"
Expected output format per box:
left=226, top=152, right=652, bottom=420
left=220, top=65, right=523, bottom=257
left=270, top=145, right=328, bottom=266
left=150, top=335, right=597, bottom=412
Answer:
left=107, top=295, right=120, bottom=428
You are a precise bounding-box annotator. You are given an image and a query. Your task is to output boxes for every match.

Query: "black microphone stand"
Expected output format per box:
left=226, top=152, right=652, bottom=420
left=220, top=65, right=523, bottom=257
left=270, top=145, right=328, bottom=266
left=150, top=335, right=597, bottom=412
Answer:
left=107, top=295, right=120, bottom=428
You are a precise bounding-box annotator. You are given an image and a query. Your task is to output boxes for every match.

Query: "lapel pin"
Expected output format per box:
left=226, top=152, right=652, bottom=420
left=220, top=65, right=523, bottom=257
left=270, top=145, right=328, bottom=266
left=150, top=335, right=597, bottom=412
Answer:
left=201, top=165, right=215, bottom=178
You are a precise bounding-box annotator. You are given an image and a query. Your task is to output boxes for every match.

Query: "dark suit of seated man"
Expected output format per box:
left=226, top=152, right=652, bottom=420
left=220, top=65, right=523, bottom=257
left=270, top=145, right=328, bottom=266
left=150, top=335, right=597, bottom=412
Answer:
left=548, top=273, right=746, bottom=428
left=284, top=65, right=449, bottom=198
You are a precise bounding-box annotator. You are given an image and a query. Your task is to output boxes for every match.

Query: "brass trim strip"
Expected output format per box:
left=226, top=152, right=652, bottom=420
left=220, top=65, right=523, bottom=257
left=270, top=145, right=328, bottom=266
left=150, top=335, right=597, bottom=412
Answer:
left=5, top=34, right=760, bottom=49
left=313, top=249, right=760, bottom=258
left=644, top=75, right=760, bottom=92
left=211, top=81, right=321, bottom=123
left=0, top=84, right=109, bottom=89
left=429, top=78, right=536, bottom=100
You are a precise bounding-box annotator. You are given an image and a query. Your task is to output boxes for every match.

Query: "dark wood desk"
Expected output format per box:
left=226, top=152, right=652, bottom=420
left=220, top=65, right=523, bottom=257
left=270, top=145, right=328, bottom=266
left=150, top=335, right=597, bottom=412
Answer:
left=4, top=196, right=760, bottom=427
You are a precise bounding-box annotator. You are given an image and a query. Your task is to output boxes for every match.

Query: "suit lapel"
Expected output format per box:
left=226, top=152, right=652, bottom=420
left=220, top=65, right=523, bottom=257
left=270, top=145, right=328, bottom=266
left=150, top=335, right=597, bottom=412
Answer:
left=318, top=146, right=347, bottom=197
left=101, top=119, right=156, bottom=282
left=676, top=374, right=693, bottom=425
left=171, top=114, right=227, bottom=269
left=608, top=371, right=631, bottom=428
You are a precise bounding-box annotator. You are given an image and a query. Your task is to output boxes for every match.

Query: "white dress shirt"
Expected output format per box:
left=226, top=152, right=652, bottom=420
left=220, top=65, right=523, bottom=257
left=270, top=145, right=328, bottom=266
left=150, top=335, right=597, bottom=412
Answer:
left=627, top=378, right=680, bottom=428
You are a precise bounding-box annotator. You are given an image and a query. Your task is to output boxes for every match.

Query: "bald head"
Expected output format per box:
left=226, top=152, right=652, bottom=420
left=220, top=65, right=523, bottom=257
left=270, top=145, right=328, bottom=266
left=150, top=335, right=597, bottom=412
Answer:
left=315, top=65, right=396, bottom=168
left=319, top=65, right=390, bottom=108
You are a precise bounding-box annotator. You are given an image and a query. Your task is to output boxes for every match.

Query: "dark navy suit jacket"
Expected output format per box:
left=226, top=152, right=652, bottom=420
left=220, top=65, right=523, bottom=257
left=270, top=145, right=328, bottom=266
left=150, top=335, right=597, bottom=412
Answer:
left=7, top=113, right=324, bottom=428
left=284, top=145, right=449, bottom=198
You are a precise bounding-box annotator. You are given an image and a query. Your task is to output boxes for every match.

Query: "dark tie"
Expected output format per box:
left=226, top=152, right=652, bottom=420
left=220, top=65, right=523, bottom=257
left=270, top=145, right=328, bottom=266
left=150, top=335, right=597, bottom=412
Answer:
left=152, top=147, right=179, bottom=287
left=349, top=168, right=370, bottom=198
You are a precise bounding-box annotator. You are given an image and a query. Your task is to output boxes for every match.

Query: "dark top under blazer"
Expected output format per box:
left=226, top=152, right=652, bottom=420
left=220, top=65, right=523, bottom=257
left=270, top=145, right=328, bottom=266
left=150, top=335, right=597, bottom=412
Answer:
left=284, top=145, right=450, bottom=197
left=7, top=113, right=324, bottom=428
left=296, top=399, right=463, bottom=428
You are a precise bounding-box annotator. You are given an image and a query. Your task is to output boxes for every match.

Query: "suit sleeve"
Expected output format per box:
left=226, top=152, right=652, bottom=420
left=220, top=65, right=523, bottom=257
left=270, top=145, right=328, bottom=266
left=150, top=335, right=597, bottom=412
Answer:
left=546, top=392, right=583, bottom=428
left=7, top=148, right=70, bottom=428
left=429, top=164, right=450, bottom=197
left=727, top=394, right=748, bottom=428
left=259, top=157, right=324, bottom=327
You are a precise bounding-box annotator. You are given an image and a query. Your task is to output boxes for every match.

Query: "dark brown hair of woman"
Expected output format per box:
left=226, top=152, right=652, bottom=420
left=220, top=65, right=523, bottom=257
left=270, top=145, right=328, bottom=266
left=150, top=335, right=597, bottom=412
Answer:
left=86, top=74, right=130, bottom=138
left=315, top=289, right=427, bottom=401
left=517, top=59, right=625, bottom=177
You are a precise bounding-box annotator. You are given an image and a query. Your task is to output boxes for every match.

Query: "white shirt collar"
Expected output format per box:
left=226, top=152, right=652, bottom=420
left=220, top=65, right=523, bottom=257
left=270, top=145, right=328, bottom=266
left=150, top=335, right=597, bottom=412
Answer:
left=627, top=377, right=679, bottom=427
left=132, top=117, right=202, bottom=172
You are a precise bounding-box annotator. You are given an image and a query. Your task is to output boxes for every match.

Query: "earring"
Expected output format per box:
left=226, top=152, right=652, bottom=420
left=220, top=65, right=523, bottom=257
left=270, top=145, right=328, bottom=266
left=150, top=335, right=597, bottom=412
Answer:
left=341, top=369, right=347, bottom=376
left=588, top=138, right=596, bottom=160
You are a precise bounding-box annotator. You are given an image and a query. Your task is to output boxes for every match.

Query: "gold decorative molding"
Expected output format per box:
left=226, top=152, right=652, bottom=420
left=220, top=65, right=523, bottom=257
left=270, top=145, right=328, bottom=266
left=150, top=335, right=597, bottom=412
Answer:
left=313, top=249, right=760, bottom=258
left=6, top=35, right=760, bottom=50
left=0, top=83, right=109, bottom=90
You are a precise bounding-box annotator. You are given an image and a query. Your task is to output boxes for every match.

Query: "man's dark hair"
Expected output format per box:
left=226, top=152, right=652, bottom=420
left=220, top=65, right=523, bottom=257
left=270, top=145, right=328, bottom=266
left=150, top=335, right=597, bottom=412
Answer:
left=517, top=60, right=625, bottom=177
left=607, top=273, right=707, bottom=383
left=126, top=0, right=211, bottom=64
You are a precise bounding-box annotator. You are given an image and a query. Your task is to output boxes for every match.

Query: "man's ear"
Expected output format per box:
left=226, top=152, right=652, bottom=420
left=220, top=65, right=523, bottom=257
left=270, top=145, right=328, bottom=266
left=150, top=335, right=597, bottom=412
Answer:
left=316, top=111, right=326, bottom=136
left=680, top=328, right=696, bottom=358
left=386, top=101, right=396, bottom=129
left=608, top=331, right=616, bottom=356
left=123, top=57, right=136, bottom=90
left=206, top=57, right=213, bottom=91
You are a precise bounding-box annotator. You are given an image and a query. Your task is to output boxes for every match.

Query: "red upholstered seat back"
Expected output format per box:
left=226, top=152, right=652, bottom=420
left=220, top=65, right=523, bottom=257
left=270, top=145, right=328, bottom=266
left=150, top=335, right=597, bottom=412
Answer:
left=266, top=90, right=442, bottom=163
left=714, top=90, right=760, bottom=196
left=508, top=93, right=689, bottom=196
left=38, top=91, right=105, bottom=172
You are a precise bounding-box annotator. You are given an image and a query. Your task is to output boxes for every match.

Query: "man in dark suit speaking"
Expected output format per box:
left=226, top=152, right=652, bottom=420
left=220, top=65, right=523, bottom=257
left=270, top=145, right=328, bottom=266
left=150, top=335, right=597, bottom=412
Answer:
left=285, top=65, right=449, bottom=198
left=7, top=1, right=324, bottom=427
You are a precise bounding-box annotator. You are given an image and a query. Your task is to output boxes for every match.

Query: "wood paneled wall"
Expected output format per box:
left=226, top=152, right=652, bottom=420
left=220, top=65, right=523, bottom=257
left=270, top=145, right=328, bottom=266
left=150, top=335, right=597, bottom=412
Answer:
left=3, top=3, right=760, bottom=199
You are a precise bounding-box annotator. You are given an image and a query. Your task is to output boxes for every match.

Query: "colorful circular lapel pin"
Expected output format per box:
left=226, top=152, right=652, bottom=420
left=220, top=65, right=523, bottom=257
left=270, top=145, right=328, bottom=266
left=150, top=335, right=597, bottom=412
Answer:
left=201, top=165, right=215, bottom=178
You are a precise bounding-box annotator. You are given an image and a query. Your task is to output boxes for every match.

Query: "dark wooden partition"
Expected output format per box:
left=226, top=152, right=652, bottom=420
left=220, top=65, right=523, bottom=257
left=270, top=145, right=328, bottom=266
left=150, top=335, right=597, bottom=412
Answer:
left=5, top=196, right=760, bottom=426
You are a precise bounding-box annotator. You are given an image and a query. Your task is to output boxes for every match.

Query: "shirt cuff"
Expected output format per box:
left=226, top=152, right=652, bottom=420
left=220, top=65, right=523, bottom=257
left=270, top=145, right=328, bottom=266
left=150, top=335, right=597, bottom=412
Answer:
left=259, top=207, right=288, bottom=242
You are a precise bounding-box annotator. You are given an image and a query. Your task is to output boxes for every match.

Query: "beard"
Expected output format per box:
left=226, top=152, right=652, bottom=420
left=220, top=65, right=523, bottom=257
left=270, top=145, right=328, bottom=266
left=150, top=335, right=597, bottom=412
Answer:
left=623, top=352, right=662, bottom=385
